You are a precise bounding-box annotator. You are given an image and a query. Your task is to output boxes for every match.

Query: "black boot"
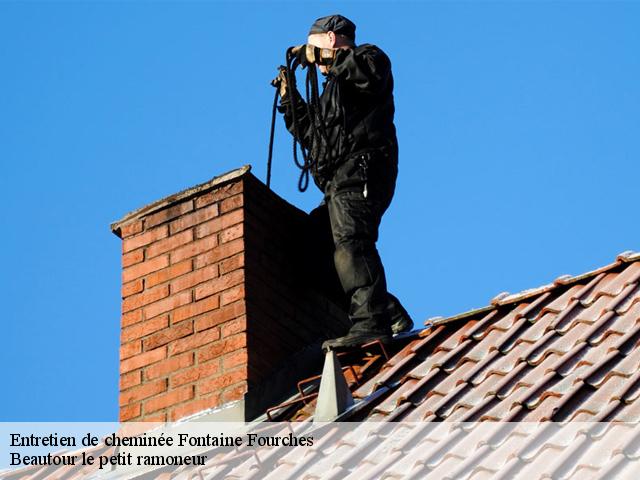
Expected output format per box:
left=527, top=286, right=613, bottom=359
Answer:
left=387, top=293, right=414, bottom=334
left=322, top=318, right=391, bottom=352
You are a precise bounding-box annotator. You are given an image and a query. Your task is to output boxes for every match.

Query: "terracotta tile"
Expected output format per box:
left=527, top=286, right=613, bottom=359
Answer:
left=552, top=343, right=591, bottom=377
left=434, top=322, right=477, bottom=352
left=607, top=302, right=640, bottom=335
left=542, top=285, right=586, bottom=314
left=517, top=312, right=555, bottom=344
left=574, top=374, right=628, bottom=415
left=445, top=359, right=478, bottom=385
left=455, top=375, right=502, bottom=414
left=446, top=404, right=472, bottom=421
left=605, top=283, right=639, bottom=313
left=582, top=272, right=619, bottom=305
left=615, top=285, right=640, bottom=314
left=601, top=263, right=640, bottom=296
left=495, top=317, right=530, bottom=354
left=465, top=349, right=503, bottom=385
left=439, top=339, right=474, bottom=372
left=372, top=378, right=419, bottom=414
left=612, top=346, right=640, bottom=378
left=409, top=325, right=447, bottom=354
left=495, top=362, right=531, bottom=399
left=403, top=349, right=448, bottom=379
left=462, top=328, right=503, bottom=363
left=576, top=295, right=613, bottom=324
left=522, top=351, right=562, bottom=381
left=522, top=331, right=557, bottom=366
left=459, top=310, right=498, bottom=341
left=479, top=396, right=521, bottom=421
left=545, top=323, right=589, bottom=356
left=474, top=344, right=528, bottom=384
left=619, top=371, right=640, bottom=403
left=431, top=382, right=469, bottom=419
left=490, top=304, right=529, bottom=331
left=552, top=301, right=585, bottom=334
left=583, top=351, right=623, bottom=387
left=615, top=398, right=640, bottom=421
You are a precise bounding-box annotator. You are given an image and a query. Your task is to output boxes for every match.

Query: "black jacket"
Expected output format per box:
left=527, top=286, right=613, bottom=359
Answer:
left=279, top=43, right=398, bottom=192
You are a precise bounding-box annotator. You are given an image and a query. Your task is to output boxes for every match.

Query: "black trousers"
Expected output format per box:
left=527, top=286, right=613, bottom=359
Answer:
left=308, top=149, right=408, bottom=335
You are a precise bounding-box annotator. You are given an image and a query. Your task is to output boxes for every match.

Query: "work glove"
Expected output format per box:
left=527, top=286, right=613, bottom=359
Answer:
left=270, top=66, right=289, bottom=98
left=291, top=44, right=337, bottom=67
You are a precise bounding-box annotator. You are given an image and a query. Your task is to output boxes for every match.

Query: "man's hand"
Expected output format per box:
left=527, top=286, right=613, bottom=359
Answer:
left=292, top=44, right=337, bottom=67
left=271, top=66, right=289, bottom=98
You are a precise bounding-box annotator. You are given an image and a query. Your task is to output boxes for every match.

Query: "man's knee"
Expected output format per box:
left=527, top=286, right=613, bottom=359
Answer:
left=334, top=239, right=379, bottom=288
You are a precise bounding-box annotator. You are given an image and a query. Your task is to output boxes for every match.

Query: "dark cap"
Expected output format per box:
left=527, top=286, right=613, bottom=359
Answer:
left=308, top=14, right=356, bottom=41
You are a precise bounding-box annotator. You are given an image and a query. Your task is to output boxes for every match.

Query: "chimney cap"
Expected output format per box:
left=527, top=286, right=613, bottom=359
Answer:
left=110, top=165, right=252, bottom=236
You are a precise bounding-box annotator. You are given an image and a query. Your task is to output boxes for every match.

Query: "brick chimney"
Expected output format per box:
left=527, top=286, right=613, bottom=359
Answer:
left=111, top=166, right=349, bottom=422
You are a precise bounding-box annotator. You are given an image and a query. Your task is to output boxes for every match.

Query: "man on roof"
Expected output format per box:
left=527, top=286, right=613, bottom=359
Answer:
left=276, top=14, right=413, bottom=350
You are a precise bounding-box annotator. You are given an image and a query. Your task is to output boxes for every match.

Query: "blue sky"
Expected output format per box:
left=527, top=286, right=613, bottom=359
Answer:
left=1, top=1, right=638, bottom=421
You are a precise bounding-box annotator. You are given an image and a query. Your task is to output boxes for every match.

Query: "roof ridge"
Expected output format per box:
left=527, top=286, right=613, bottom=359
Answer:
left=429, top=250, right=640, bottom=328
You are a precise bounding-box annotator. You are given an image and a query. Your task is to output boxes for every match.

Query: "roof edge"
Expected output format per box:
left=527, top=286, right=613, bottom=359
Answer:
left=427, top=250, right=640, bottom=328
left=110, top=165, right=252, bottom=235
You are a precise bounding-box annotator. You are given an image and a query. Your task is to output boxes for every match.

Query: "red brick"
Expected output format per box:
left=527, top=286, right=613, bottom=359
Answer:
left=145, top=352, right=194, bottom=380
left=170, top=328, right=221, bottom=356
left=197, top=334, right=247, bottom=363
left=142, top=412, right=167, bottom=422
left=170, top=264, right=219, bottom=293
left=173, top=295, right=220, bottom=324
left=121, top=347, right=167, bottom=374
left=145, top=201, right=194, bottom=228
left=195, top=210, right=243, bottom=239
left=121, top=316, right=169, bottom=343
left=219, top=223, right=243, bottom=244
left=119, top=379, right=166, bottom=406
left=122, top=279, right=144, bottom=298
left=123, top=255, right=169, bottom=283
left=194, top=269, right=244, bottom=301
left=146, top=229, right=194, bottom=259
left=142, top=321, right=194, bottom=351
left=120, top=370, right=142, bottom=390
left=119, top=220, right=143, bottom=238
left=170, top=394, right=220, bottom=421
left=144, top=290, right=192, bottom=319
left=193, top=238, right=244, bottom=269
left=221, top=284, right=245, bottom=306
left=122, top=309, right=143, bottom=328
left=123, top=225, right=168, bottom=253
left=122, top=285, right=169, bottom=313
left=195, top=182, right=243, bottom=209
left=222, top=349, right=248, bottom=370
left=169, top=204, right=219, bottom=234
left=171, top=361, right=220, bottom=388
left=120, top=340, right=142, bottom=360
left=120, top=403, right=141, bottom=421
left=195, top=301, right=246, bottom=332
left=199, top=368, right=247, bottom=395
left=221, top=382, right=248, bottom=403
left=145, top=260, right=193, bottom=288
left=220, top=315, right=247, bottom=338
left=219, top=253, right=244, bottom=275
left=171, top=235, right=218, bottom=263
left=144, top=385, right=194, bottom=413
left=219, top=194, right=243, bottom=213
left=122, top=249, right=144, bottom=268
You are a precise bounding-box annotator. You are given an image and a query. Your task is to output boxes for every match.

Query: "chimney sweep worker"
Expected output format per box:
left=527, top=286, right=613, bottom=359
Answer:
left=276, top=14, right=414, bottom=351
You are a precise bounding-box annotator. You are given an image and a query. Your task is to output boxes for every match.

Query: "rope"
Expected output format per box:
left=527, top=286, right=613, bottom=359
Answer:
left=267, top=48, right=332, bottom=192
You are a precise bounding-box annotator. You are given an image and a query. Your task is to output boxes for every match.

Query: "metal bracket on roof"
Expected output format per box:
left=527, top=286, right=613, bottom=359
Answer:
left=313, top=350, right=355, bottom=422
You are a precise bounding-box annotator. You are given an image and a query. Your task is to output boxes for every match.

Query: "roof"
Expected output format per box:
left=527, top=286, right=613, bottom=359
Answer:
left=351, top=250, right=640, bottom=423
left=6, top=251, right=640, bottom=479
